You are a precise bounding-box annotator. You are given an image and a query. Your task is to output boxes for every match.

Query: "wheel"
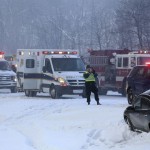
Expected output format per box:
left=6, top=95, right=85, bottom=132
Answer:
left=127, top=88, right=135, bottom=105
left=11, top=86, right=17, bottom=93
left=125, top=117, right=135, bottom=131
left=30, top=91, right=37, bottom=97
left=25, top=90, right=29, bottom=97
left=50, top=86, right=60, bottom=99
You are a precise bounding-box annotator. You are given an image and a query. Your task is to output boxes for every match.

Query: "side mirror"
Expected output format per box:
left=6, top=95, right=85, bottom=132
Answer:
left=127, top=106, right=135, bottom=111
left=42, top=66, right=46, bottom=73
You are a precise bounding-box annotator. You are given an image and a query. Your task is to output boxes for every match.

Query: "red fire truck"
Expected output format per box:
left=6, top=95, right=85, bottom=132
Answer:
left=83, top=49, right=150, bottom=96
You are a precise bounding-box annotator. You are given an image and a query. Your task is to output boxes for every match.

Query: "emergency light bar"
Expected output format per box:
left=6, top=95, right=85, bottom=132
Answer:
left=129, top=50, right=150, bottom=54
left=138, top=50, right=150, bottom=54
left=42, top=51, right=78, bottom=55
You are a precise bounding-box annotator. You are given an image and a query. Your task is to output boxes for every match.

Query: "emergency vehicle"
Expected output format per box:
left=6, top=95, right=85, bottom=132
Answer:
left=83, top=49, right=150, bottom=96
left=16, top=49, right=85, bottom=98
left=0, top=51, right=17, bottom=92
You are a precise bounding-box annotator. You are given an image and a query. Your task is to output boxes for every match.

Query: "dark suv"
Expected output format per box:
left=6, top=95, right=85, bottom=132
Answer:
left=126, top=65, right=150, bottom=104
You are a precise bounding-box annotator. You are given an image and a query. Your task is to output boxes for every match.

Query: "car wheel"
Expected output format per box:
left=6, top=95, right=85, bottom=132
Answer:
left=11, top=87, right=17, bottom=93
left=126, top=117, right=135, bottom=131
left=25, top=90, right=29, bottom=97
left=50, top=86, right=60, bottom=99
left=127, top=88, right=134, bottom=105
left=30, top=91, right=37, bottom=97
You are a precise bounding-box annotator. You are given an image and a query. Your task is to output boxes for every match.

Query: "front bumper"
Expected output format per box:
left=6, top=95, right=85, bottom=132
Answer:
left=55, top=85, right=85, bottom=95
left=0, top=81, right=17, bottom=89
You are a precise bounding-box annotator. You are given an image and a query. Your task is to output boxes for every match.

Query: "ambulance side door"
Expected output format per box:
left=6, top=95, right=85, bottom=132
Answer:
left=42, top=58, right=54, bottom=92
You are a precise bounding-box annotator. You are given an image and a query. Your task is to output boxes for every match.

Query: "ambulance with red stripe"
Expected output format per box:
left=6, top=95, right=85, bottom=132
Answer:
left=83, top=49, right=150, bottom=96
left=16, top=49, right=85, bottom=98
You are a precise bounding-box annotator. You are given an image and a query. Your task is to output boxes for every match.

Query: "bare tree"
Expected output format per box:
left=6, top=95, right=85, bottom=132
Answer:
left=116, top=0, right=150, bottom=49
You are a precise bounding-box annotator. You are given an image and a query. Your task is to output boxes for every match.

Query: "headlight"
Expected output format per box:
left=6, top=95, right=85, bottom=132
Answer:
left=11, top=76, right=17, bottom=82
left=57, top=77, right=68, bottom=86
left=58, top=77, right=66, bottom=83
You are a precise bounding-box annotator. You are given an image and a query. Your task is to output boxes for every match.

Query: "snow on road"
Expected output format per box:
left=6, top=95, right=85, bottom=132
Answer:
left=0, top=90, right=150, bottom=150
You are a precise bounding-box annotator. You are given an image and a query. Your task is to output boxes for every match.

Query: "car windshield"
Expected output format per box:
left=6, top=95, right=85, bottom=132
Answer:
left=0, top=61, right=11, bottom=71
left=137, top=57, right=150, bottom=65
left=52, top=58, right=85, bottom=71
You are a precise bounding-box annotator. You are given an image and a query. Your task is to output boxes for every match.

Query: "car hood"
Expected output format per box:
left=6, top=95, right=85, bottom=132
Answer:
left=0, top=70, right=16, bottom=76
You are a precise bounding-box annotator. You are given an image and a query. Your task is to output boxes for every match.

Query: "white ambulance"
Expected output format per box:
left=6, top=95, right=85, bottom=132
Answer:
left=16, top=49, right=86, bottom=98
left=0, top=51, right=17, bottom=92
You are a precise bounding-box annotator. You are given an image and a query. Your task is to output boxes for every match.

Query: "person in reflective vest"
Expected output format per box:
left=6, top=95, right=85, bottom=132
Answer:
left=83, top=66, right=100, bottom=105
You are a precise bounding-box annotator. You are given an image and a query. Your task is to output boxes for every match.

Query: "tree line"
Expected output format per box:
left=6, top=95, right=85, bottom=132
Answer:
left=0, top=0, right=150, bottom=55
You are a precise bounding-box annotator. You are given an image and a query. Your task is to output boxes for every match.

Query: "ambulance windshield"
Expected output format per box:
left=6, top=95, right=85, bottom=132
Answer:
left=0, top=61, right=11, bottom=71
left=52, top=58, right=85, bottom=71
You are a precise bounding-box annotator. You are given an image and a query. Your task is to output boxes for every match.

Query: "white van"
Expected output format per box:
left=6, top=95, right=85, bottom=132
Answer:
left=16, top=49, right=86, bottom=98
left=0, top=52, right=17, bottom=92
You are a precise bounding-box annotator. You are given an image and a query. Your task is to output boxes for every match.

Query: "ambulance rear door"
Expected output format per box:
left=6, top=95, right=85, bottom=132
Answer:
left=23, top=55, right=38, bottom=90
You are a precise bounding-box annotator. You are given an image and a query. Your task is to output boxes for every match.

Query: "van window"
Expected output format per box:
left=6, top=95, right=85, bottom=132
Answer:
left=145, top=68, right=150, bottom=78
left=123, top=57, right=128, bottom=67
left=134, top=67, right=145, bottom=78
left=117, top=57, right=122, bottom=67
left=130, top=57, right=136, bottom=67
left=45, top=58, right=52, bottom=73
left=26, top=59, right=35, bottom=68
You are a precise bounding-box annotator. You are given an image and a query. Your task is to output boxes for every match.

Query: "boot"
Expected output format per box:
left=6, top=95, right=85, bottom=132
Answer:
left=97, top=101, right=101, bottom=105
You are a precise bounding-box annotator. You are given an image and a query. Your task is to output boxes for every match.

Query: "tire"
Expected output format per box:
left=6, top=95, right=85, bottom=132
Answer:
left=126, top=117, right=135, bottom=131
left=25, top=90, right=37, bottom=97
left=127, top=88, right=134, bottom=105
left=11, top=86, right=17, bottom=93
left=25, top=90, right=31, bottom=97
left=30, top=91, right=37, bottom=97
left=50, top=86, right=60, bottom=99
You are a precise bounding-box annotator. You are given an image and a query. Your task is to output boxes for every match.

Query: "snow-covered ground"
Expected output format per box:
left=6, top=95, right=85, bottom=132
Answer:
left=0, top=90, right=150, bottom=150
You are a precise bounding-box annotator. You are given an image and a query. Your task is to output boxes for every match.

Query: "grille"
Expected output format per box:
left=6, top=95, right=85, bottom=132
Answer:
left=0, top=76, right=11, bottom=81
left=67, top=80, right=85, bottom=86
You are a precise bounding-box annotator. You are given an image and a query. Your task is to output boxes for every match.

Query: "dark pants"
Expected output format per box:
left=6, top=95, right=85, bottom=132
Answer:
left=85, top=81, right=99, bottom=103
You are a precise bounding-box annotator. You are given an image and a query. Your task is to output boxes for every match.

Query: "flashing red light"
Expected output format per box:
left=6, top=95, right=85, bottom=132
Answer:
left=0, top=51, right=4, bottom=55
left=72, top=51, right=77, bottom=54
left=0, top=51, right=4, bottom=59
left=145, top=62, right=150, bottom=65
left=42, top=51, right=49, bottom=54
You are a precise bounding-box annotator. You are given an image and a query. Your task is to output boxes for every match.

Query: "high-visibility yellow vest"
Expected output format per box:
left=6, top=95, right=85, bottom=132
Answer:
left=84, top=71, right=95, bottom=82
